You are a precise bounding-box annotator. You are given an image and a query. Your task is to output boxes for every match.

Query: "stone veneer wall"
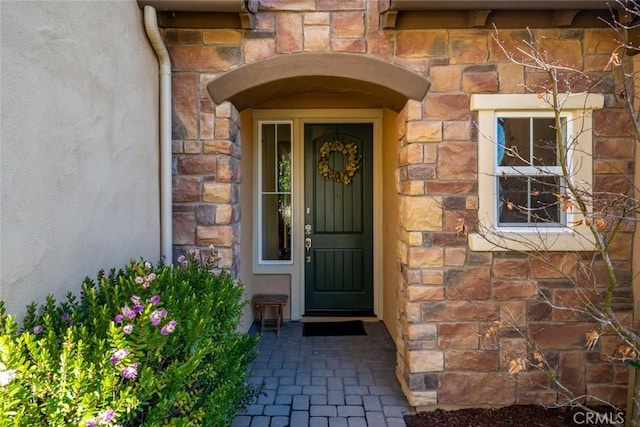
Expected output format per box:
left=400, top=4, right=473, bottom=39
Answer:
left=167, top=0, right=634, bottom=409
left=173, top=98, right=242, bottom=275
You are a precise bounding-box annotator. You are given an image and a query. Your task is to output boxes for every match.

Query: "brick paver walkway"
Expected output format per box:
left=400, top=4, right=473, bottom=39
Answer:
left=232, top=321, right=411, bottom=427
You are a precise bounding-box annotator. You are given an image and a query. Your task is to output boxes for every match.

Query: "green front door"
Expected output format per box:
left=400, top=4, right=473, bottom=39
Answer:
left=304, top=123, right=374, bottom=316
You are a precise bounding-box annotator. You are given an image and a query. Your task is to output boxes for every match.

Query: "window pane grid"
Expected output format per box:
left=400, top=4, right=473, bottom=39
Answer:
left=259, top=122, right=292, bottom=262
left=497, top=175, right=564, bottom=226
left=496, top=114, right=567, bottom=228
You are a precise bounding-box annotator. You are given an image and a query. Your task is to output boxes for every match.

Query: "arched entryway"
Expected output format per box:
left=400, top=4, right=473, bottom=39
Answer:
left=205, top=53, right=429, bottom=337
left=206, top=53, right=430, bottom=111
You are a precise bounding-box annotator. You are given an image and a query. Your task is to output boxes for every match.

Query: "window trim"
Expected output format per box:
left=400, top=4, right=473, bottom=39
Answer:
left=469, top=93, right=604, bottom=252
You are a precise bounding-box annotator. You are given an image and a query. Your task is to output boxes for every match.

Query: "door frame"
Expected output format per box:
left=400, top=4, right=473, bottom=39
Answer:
left=252, top=109, right=383, bottom=321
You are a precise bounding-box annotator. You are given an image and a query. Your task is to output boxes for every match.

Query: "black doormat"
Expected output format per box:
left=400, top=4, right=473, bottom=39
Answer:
left=302, top=320, right=367, bottom=337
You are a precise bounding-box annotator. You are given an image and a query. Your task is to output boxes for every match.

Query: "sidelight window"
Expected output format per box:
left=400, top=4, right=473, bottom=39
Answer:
left=258, top=122, right=293, bottom=263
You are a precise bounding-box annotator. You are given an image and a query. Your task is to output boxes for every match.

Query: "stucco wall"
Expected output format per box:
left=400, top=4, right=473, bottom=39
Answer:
left=0, top=1, right=160, bottom=318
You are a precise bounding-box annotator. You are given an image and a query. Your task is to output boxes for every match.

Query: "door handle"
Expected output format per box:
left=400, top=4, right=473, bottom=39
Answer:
left=305, top=237, right=312, bottom=263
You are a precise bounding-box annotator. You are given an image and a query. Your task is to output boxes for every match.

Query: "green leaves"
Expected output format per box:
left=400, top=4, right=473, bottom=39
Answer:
left=0, top=255, right=259, bottom=427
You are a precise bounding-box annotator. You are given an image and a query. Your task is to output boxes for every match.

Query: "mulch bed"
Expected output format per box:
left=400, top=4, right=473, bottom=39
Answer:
left=404, top=405, right=625, bottom=427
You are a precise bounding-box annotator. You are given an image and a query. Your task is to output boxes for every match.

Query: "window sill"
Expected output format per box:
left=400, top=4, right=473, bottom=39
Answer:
left=252, top=261, right=295, bottom=275
left=468, top=229, right=596, bottom=252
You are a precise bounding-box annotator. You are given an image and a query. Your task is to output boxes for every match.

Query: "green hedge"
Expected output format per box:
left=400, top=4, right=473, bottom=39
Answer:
left=0, top=250, right=260, bottom=426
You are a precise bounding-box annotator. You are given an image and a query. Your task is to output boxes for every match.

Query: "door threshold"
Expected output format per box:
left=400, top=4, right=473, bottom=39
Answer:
left=301, top=316, right=379, bottom=323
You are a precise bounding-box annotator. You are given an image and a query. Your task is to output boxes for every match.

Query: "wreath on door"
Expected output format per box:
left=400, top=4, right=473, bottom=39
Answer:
left=318, top=141, right=361, bottom=185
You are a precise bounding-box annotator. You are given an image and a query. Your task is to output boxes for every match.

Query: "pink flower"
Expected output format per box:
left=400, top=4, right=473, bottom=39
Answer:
left=123, top=324, right=134, bottom=335
left=99, top=409, right=115, bottom=423
left=0, top=369, right=16, bottom=386
left=134, top=276, right=144, bottom=284
left=109, top=348, right=130, bottom=365
left=144, top=261, right=152, bottom=269
left=149, top=295, right=160, bottom=305
left=33, top=325, right=43, bottom=334
left=120, top=363, right=138, bottom=379
left=130, top=295, right=141, bottom=305
left=149, top=309, right=167, bottom=326
left=85, top=419, right=97, bottom=427
left=146, top=273, right=156, bottom=282
left=114, top=314, right=124, bottom=324
left=161, top=320, right=177, bottom=335
left=121, top=306, right=137, bottom=320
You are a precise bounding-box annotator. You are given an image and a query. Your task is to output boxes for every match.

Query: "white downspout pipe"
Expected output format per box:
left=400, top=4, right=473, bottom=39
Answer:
left=143, top=5, right=172, bottom=261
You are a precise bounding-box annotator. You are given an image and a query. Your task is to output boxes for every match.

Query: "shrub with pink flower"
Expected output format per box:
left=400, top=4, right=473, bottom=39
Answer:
left=3, top=256, right=258, bottom=426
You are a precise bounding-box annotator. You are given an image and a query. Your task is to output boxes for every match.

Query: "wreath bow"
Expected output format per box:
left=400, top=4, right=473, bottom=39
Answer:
left=317, top=141, right=361, bottom=185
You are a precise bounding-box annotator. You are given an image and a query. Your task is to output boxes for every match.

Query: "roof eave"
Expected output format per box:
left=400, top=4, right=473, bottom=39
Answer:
left=389, top=0, right=613, bottom=10
left=137, top=0, right=251, bottom=13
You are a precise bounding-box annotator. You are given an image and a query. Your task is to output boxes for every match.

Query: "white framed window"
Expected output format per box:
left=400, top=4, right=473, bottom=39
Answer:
left=469, top=93, right=604, bottom=251
left=257, top=121, right=293, bottom=264
left=495, top=113, right=570, bottom=227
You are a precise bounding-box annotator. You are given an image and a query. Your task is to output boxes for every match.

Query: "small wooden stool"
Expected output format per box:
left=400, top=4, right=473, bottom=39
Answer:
left=254, top=294, right=288, bottom=335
